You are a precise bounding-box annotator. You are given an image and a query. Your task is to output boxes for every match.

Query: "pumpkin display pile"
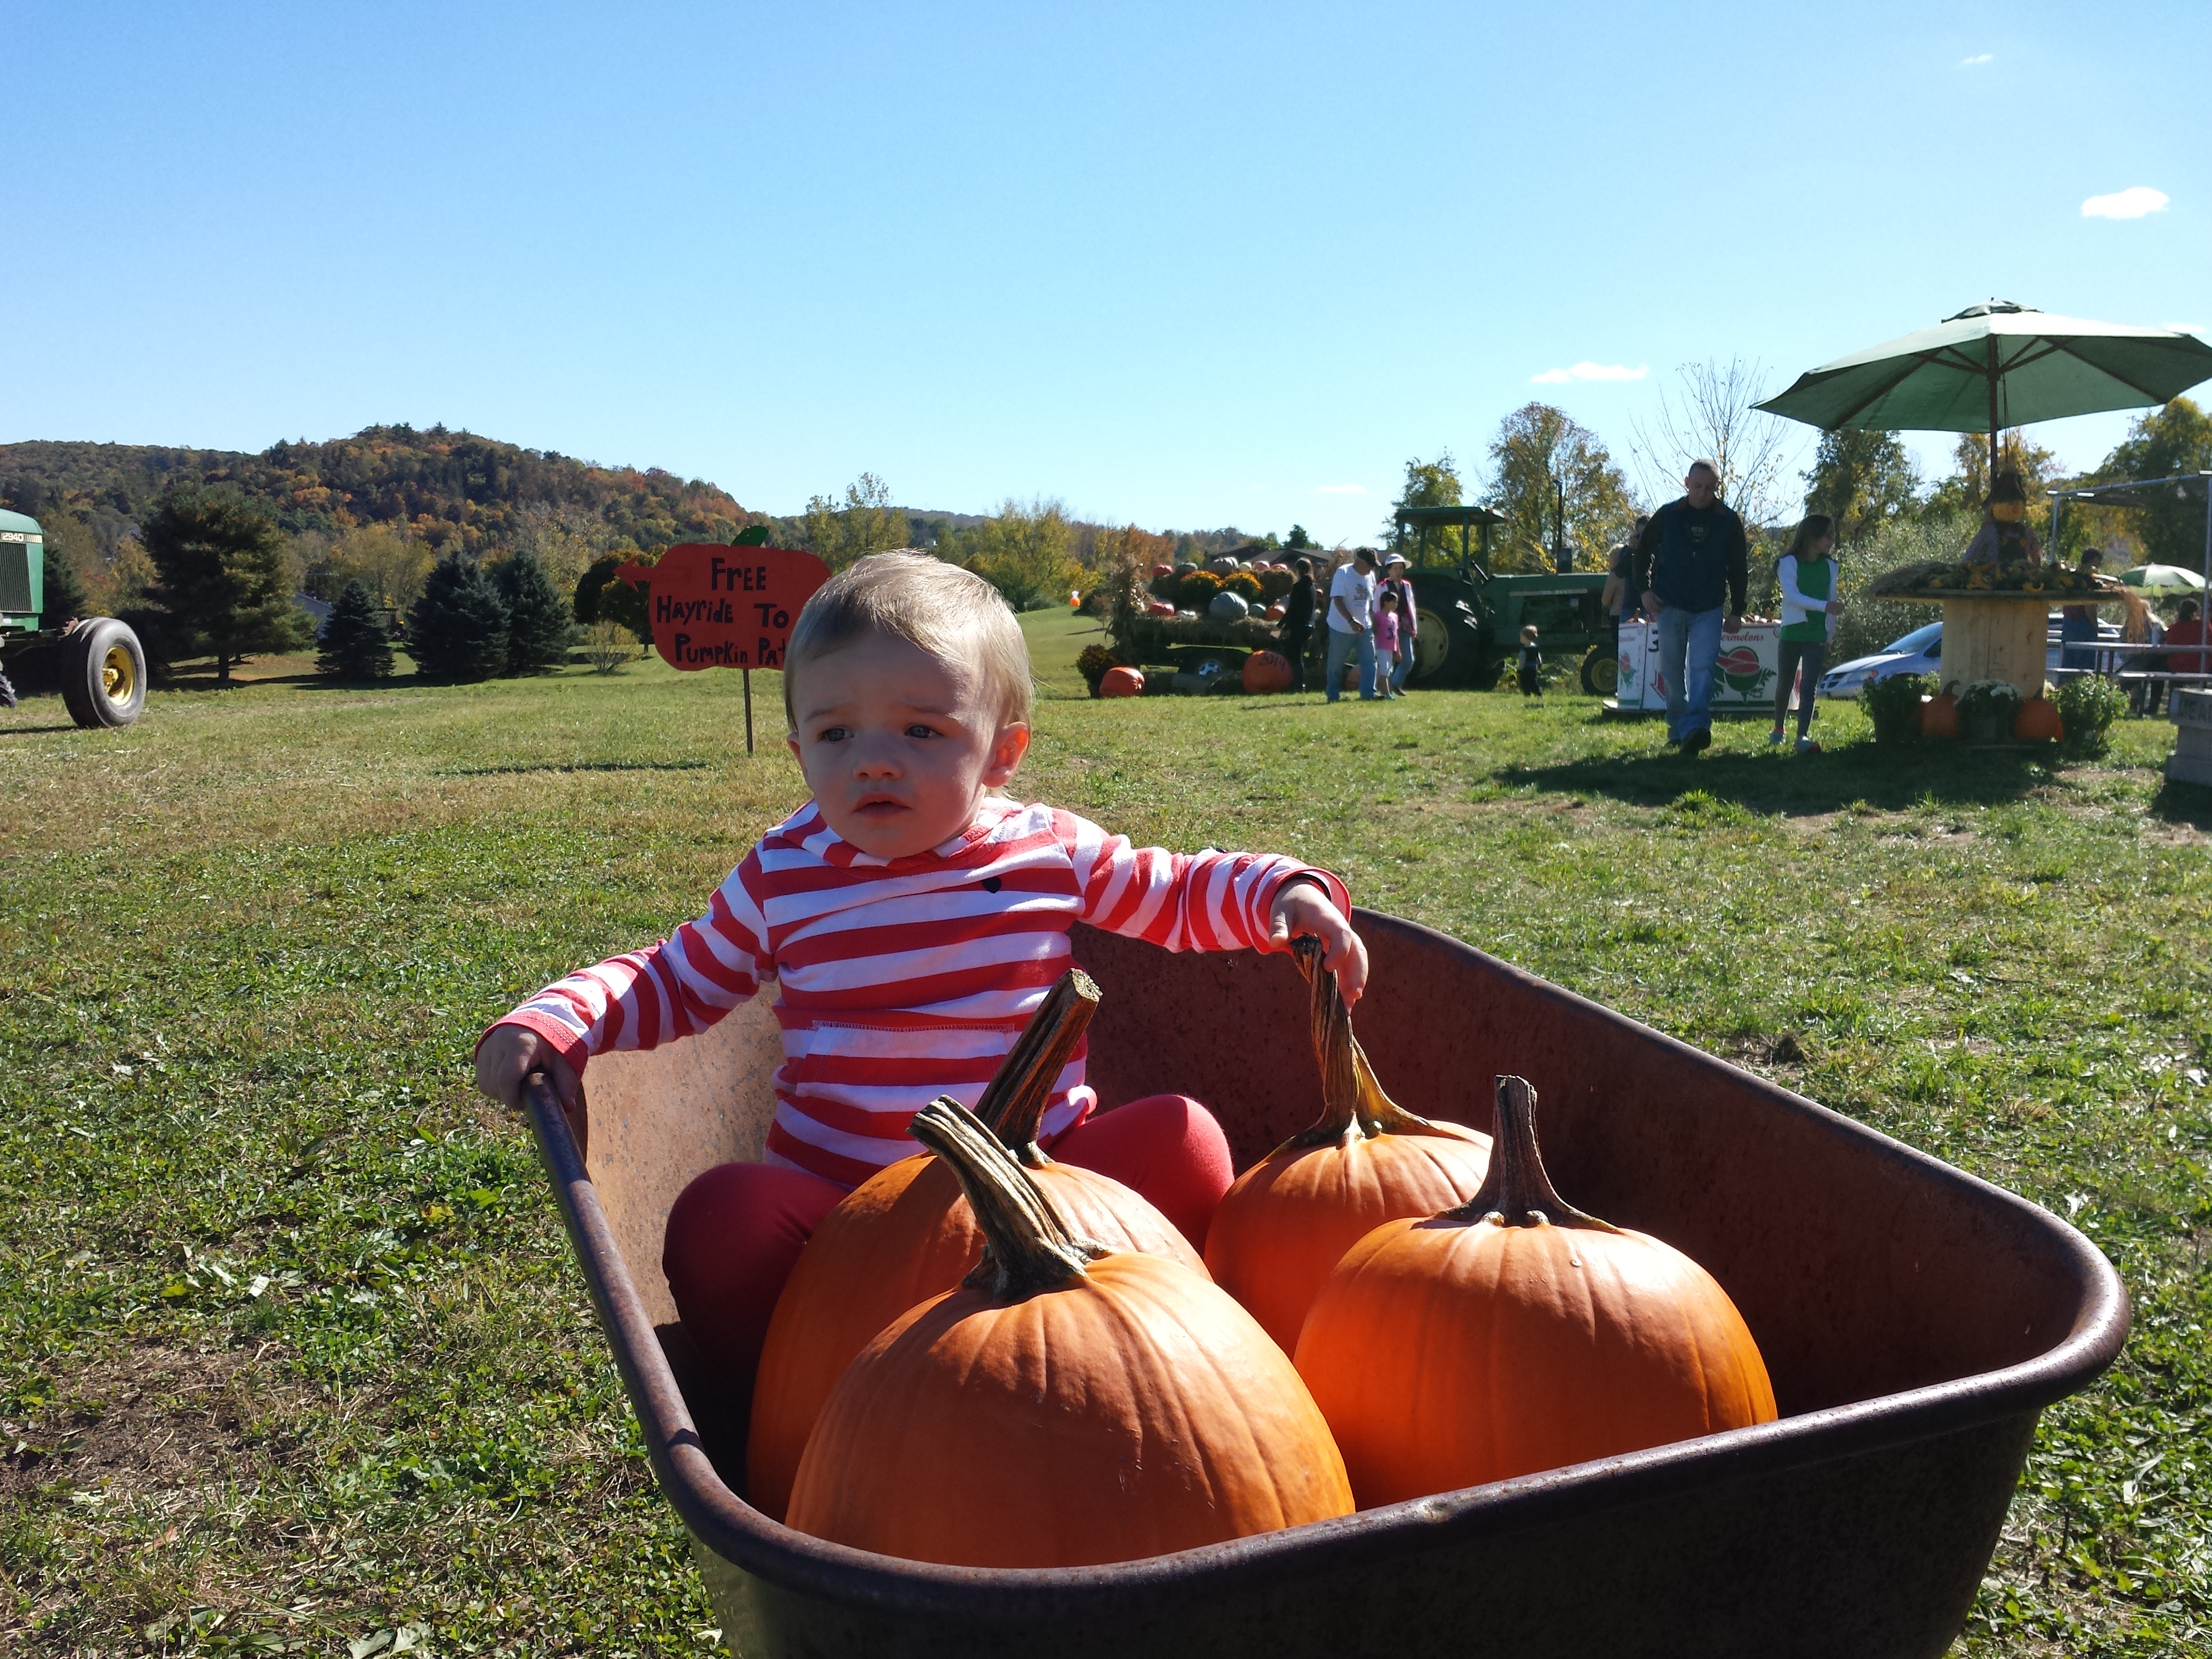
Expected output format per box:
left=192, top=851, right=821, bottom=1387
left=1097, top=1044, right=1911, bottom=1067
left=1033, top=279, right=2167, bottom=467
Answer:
left=1205, top=939, right=1491, bottom=1351
left=1296, top=1075, right=1777, bottom=1506
left=747, top=971, right=1201, bottom=1521
left=748, top=963, right=1778, bottom=1565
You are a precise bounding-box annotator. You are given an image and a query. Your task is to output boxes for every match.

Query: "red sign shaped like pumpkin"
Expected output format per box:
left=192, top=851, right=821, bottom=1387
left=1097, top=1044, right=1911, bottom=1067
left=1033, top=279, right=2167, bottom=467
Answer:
left=615, top=543, right=832, bottom=671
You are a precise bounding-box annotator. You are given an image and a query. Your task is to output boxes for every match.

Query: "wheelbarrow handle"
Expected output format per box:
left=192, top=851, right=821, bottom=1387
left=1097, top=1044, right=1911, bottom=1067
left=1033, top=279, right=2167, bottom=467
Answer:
left=521, top=1068, right=587, bottom=1165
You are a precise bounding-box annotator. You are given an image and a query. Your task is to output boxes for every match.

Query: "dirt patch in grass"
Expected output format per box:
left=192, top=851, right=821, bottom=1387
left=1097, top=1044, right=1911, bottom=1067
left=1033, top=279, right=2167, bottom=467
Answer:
left=2, top=1342, right=310, bottom=1507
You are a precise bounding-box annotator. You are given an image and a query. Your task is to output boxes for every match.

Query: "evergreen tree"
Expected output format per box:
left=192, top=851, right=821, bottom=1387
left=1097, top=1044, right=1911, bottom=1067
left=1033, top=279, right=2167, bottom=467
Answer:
left=495, top=547, right=571, bottom=673
left=317, top=579, right=395, bottom=679
left=407, top=551, right=509, bottom=681
left=38, top=533, right=93, bottom=624
left=139, top=482, right=313, bottom=684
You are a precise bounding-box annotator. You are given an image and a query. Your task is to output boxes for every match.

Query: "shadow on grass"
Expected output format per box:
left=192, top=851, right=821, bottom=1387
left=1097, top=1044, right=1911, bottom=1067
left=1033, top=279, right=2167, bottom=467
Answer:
left=439, top=760, right=715, bottom=778
left=0, top=722, right=83, bottom=736
left=1503, top=738, right=2058, bottom=814
left=2149, top=775, right=2212, bottom=832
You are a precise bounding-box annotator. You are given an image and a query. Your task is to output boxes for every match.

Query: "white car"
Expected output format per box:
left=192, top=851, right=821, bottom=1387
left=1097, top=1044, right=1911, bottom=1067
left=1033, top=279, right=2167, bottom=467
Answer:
left=1818, top=616, right=2121, bottom=699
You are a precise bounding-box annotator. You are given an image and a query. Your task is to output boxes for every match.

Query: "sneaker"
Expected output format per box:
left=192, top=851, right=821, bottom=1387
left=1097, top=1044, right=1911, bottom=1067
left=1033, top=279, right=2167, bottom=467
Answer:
left=1767, top=726, right=1786, bottom=745
left=1796, top=737, right=1821, bottom=754
left=1683, top=728, right=1712, bottom=754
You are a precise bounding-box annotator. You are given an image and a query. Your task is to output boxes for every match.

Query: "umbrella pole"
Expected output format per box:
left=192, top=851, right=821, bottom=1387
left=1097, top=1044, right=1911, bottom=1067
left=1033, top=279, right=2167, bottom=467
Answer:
left=1987, top=337, right=2001, bottom=485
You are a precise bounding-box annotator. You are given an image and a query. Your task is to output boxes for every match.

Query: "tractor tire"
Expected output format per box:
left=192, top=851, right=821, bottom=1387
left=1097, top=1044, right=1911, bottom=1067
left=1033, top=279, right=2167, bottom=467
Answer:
left=1408, top=602, right=1487, bottom=687
left=1468, top=646, right=1504, bottom=691
left=62, top=618, right=147, bottom=729
left=1580, top=646, right=1619, bottom=697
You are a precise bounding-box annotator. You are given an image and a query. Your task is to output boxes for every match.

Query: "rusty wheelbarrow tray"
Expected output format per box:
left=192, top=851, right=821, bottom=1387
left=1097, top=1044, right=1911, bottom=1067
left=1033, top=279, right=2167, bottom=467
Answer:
left=525, top=911, right=2126, bottom=1659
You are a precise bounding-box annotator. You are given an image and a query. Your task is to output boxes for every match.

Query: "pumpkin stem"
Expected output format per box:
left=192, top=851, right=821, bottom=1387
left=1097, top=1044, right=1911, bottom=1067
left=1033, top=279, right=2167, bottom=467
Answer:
left=908, top=1096, right=1101, bottom=1299
left=1283, top=937, right=1445, bottom=1150
left=975, top=968, right=1101, bottom=1166
left=1443, top=1075, right=1617, bottom=1232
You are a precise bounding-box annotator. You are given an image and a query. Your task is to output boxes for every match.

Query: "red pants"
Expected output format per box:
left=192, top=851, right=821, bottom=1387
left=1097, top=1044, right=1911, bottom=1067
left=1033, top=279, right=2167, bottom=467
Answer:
left=662, top=1094, right=1232, bottom=1392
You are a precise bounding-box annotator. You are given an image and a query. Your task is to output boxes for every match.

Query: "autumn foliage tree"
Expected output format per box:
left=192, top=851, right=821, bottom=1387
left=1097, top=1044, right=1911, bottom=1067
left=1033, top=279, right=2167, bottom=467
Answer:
left=1801, top=430, right=1922, bottom=545
left=958, top=499, right=1083, bottom=610
left=1483, top=403, right=1635, bottom=572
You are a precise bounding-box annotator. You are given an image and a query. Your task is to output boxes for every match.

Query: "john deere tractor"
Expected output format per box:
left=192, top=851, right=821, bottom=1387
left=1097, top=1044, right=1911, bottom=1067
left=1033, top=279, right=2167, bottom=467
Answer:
left=0, top=509, right=148, bottom=726
left=1391, top=505, right=1619, bottom=693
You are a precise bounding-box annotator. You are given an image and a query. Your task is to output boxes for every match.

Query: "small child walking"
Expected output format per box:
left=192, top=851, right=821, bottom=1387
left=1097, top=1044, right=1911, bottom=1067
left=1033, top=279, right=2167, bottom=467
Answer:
left=1516, top=624, right=1542, bottom=696
left=1770, top=514, right=1837, bottom=754
left=1372, top=590, right=1404, bottom=699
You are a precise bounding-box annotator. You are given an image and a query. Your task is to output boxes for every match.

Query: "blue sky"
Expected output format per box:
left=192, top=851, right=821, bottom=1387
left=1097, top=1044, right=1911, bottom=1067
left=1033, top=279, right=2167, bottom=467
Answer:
left=8, top=1, right=2208, bottom=544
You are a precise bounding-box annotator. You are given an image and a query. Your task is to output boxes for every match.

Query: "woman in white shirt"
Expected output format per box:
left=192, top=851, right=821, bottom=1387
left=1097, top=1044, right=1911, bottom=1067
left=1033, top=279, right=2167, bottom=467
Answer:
left=1770, top=515, right=1838, bottom=753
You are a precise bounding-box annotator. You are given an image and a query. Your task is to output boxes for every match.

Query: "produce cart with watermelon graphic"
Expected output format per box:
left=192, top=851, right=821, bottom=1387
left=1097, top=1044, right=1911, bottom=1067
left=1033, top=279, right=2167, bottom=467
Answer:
left=1609, top=618, right=1793, bottom=716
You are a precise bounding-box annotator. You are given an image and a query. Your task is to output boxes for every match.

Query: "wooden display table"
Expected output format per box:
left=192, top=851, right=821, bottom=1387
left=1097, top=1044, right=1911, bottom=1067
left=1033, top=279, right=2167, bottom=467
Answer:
left=1932, top=595, right=2050, bottom=698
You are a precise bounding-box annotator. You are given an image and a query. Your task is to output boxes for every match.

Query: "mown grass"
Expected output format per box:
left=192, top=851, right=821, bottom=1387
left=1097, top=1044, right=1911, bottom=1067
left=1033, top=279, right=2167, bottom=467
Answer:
left=3, top=612, right=2208, bottom=1656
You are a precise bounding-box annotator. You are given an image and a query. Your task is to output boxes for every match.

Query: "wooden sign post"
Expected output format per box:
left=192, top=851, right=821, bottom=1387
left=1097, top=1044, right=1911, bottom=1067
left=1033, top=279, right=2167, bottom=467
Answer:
left=615, top=537, right=831, bottom=752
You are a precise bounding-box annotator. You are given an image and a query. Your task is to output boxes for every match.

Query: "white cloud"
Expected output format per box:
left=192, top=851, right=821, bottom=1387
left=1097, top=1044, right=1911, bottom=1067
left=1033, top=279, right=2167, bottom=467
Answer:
left=1530, top=361, right=1649, bottom=385
left=2081, top=186, right=2169, bottom=220
left=1314, top=483, right=1366, bottom=495
left=2168, top=322, right=2207, bottom=337
left=1961, top=53, right=1993, bottom=65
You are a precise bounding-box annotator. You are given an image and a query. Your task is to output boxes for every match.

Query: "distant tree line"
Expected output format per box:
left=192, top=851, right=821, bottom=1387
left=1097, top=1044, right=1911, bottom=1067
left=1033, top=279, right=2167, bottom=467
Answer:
left=0, top=425, right=757, bottom=629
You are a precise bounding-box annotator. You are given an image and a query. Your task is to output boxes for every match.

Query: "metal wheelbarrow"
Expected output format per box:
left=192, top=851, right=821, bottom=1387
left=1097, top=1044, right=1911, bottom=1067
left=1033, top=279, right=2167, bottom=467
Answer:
left=525, top=911, right=2126, bottom=1658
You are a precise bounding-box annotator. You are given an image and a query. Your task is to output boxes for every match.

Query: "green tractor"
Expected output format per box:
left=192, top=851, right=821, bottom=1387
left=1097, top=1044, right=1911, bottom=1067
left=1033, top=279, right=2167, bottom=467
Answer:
left=1392, top=505, right=1620, bottom=694
left=0, top=510, right=149, bottom=727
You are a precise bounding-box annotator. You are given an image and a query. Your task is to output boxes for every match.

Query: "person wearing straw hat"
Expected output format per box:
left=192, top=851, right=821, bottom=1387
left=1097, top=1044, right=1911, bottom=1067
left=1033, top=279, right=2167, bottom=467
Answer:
left=1379, top=552, right=1419, bottom=694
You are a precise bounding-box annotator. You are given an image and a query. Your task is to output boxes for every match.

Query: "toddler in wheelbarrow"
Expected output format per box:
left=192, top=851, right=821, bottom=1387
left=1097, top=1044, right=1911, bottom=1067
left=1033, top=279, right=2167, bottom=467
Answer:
left=474, top=550, right=1367, bottom=1439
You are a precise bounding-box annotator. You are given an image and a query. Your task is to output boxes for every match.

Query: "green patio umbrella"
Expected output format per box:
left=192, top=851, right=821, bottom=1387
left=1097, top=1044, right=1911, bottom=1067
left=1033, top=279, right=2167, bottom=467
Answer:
left=1755, top=302, right=2212, bottom=467
left=2119, top=562, right=2207, bottom=591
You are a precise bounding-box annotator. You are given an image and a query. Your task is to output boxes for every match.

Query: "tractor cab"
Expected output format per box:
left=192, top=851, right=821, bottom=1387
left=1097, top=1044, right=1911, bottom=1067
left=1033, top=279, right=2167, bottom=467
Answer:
left=1389, top=505, right=1615, bottom=690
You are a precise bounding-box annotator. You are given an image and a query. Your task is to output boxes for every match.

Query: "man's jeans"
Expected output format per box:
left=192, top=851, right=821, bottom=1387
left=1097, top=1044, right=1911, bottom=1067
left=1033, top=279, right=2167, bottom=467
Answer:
left=1656, top=604, right=1724, bottom=742
left=1324, top=626, right=1378, bottom=701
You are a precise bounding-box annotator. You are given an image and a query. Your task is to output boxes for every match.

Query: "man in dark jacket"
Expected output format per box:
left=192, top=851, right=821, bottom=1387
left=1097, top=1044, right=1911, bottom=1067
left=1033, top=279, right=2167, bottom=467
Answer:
left=1633, top=461, right=1747, bottom=752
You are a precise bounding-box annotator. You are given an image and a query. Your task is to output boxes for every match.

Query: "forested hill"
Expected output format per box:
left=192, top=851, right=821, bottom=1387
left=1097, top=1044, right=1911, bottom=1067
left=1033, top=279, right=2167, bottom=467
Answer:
left=0, top=425, right=750, bottom=557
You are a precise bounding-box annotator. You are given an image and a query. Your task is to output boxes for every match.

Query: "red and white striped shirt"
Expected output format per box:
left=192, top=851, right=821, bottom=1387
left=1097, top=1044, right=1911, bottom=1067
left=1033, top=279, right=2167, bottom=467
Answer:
left=491, top=798, right=1348, bottom=1189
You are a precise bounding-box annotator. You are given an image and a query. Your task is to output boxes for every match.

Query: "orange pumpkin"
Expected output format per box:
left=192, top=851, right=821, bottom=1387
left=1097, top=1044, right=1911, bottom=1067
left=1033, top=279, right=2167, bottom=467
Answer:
left=1241, top=650, right=1294, bottom=694
left=746, top=972, right=1203, bottom=1520
left=1100, top=665, right=1146, bottom=696
left=1296, top=1075, right=1776, bottom=1508
left=1206, top=939, right=1490, bottom=1352
left=1919, top=692, right=1959, bottom=739
left=786, top=1099, right=1353, bottom=1565
left=2014, top=697, right=2063, bottom=742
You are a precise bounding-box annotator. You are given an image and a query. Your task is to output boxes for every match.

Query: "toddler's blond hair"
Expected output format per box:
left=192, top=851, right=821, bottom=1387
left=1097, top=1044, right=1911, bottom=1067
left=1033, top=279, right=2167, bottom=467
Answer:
left=784, top=552, right=1034, bottom=728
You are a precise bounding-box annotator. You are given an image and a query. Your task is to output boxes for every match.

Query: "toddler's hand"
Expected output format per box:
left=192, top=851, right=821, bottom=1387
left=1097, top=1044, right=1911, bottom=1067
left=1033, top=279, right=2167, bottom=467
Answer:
left=474, top=1024, right=584, bottom=1116
left=1268, top=880, right=1369, bottom=1005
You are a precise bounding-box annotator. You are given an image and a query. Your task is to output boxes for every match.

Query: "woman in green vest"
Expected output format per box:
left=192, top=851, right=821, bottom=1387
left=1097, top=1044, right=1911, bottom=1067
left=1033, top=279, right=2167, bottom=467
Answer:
left=1770, top=514, right=1837, bottom=754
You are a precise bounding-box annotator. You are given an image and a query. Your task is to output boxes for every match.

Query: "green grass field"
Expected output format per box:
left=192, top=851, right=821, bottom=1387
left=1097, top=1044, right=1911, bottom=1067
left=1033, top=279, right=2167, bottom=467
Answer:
left=4, top=612, right=2208, bottom=1656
